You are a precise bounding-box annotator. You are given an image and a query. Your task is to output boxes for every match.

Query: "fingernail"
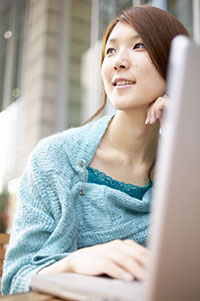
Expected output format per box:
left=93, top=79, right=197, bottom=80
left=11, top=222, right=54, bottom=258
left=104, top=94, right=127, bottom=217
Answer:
left=145, top=118, right=148, bottom=124
left=122, top=272, right=134, bottom=281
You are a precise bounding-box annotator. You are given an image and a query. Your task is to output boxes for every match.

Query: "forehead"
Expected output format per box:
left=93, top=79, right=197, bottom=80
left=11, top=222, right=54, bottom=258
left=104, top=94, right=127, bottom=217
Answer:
left=107, top=21, right=140, bottom=43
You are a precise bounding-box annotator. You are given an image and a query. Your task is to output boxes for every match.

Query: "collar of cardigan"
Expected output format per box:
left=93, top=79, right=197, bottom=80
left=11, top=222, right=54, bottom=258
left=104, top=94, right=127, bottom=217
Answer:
left=66, top=114, right=114, bottom=173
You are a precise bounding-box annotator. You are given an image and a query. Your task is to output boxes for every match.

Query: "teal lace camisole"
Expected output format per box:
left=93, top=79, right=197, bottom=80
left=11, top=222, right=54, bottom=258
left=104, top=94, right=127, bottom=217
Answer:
left=87, top=166, right=152, bottom=200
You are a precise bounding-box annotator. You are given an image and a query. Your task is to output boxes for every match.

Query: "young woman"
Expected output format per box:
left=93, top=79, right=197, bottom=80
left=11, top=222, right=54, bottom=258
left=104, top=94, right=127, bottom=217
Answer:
left=2, top=5, right=189, bottom=295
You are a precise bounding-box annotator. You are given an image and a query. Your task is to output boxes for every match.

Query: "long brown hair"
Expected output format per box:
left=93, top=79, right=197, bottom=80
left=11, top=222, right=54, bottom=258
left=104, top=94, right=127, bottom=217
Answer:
left=86, top=5, right=190, bottom=181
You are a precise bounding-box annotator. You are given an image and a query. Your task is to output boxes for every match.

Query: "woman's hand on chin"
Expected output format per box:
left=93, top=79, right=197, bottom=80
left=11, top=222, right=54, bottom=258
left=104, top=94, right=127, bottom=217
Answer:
left=145, top=94, right=169, bottom=127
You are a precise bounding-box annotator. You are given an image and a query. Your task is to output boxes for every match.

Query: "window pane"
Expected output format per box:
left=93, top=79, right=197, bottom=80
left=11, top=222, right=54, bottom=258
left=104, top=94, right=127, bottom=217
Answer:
left=99, top=0, right=133, bottom=39
left=0, top=0, right=26, bottom=111
left=67, top=0, right=92, bottom=127
left=0, top=1, right=10, bottom=111
left=142, top=0, right=193, bottom=35
left=168, top=0, right=193, bottom=36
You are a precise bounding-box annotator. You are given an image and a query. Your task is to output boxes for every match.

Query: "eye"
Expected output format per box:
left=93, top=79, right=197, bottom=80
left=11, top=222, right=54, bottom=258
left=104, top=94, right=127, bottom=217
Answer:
left=106, top=48, right=116, bottom=55
left=133, top=43, right=145, bottom=49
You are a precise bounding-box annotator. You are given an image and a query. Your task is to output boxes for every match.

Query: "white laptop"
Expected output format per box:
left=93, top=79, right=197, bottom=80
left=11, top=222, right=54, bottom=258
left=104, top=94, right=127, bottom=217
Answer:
left=31, top=35, right=200, bottom=301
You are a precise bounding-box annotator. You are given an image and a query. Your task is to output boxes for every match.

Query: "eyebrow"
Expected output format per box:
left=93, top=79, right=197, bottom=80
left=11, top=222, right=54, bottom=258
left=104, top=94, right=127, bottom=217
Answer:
left=107, top=34, right=141, bottom=44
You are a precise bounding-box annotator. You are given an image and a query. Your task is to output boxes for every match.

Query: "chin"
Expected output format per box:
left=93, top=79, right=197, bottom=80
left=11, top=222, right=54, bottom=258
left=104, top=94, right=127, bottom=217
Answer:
left=110, top=99, right=146, bottom=111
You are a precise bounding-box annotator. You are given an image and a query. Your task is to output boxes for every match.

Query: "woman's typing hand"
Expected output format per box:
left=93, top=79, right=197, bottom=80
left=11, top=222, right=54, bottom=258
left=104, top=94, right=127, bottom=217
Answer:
left=145, top=94, right=169, bottom=126
left=38, top=239, right=149, bottom=281
left=65, top=239, right=149, bottom=281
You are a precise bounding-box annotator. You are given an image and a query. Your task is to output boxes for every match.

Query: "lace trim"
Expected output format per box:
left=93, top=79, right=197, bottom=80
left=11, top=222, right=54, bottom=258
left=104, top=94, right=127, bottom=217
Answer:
left=87, top=166, right=152, bottom=199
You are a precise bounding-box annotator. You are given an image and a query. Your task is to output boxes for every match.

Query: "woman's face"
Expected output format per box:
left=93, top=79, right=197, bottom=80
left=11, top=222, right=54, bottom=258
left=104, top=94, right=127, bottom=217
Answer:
left=101, top=21, right=166, bottom=111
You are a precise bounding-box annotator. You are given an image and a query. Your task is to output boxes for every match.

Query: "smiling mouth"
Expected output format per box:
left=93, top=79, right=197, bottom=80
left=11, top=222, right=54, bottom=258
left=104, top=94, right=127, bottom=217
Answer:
left=113, top=80, right=136, bottom=86
left=113, top=80, right=136, bottom=88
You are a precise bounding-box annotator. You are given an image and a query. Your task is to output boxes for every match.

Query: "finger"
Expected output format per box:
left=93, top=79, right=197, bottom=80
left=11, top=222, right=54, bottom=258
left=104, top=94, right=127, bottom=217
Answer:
left=150, top=102, right=165, bottom=123
left=111, top=251, right=147, bottom=281
left=122, top=240, right=149, bottom=267
left=101, top=259, right=134, bottom=281
left=155, top=108, right=162, bottom=120
left=111, top=239, right=148, bottom=254
left=157, top=96, right=169, bottom=110
left=145, top=109, right=150, bottom=124
left=146, top=95, right=169, bottom=124
left=121, top=259, right=147, bottom=281
left=155, top=100, right=167, bottom=121
left=110, top=239, right=149, bottom=269
left=149, top=107, right=157, bottom=124
left=145, top=115, right=150, bottom=124
left=163, top=93, right=170, bottom=101
left=146, top=99, right=156, bottom=111
left=123, top=240, right=148, bottom=254
left=145, top=107, right=154, bottom=124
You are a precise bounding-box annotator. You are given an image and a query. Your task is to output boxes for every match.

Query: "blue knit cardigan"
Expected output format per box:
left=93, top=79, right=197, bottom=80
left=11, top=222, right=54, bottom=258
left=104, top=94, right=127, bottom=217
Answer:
left=2, top=115, right=152, bottom=295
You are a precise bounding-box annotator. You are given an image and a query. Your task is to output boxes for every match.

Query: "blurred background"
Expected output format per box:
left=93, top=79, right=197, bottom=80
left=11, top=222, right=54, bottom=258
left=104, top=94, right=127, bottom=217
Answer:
left=0, top=0, right=199, bottom=232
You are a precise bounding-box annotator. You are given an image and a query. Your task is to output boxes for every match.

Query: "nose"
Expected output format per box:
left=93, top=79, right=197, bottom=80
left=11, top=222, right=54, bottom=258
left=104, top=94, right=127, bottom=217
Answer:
left=113, top=50, right=130, bottom=71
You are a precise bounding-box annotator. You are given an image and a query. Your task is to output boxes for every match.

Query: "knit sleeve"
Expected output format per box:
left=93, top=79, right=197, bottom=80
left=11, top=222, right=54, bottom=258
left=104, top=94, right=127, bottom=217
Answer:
left=1, top=153, right=77, bottom=295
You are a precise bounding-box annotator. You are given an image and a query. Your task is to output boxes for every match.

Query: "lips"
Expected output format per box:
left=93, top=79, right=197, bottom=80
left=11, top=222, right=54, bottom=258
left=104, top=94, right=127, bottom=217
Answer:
left=112, top=78, right=136, bottom=86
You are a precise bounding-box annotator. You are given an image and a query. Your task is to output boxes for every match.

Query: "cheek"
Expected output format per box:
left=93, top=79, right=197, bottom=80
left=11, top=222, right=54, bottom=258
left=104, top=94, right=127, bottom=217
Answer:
left=100, top=66, right=105, bottom=83
left=101, top=64, right=110, bottom=89
left=142, top=61, right=165, bottom=92
left=144, top=75, right=166, bottom=97
left=150, top=72, right=166, bottom=94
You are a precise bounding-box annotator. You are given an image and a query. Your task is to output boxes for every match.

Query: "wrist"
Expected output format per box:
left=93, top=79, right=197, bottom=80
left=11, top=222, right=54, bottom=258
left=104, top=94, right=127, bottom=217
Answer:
left=38, top=255, right=73, bottom=275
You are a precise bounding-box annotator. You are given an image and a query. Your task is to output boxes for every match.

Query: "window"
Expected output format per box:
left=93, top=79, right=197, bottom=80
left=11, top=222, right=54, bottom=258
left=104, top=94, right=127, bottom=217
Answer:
left=168, top=0, right=193, bottom=35
left=0, top=0, right=26, bottom=112
left=99, top=0, right=133, bottom=38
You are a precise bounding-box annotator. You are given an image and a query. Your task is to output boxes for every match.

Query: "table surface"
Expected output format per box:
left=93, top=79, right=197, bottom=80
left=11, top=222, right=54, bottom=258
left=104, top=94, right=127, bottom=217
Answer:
left=0, top=291, right=68, bottom=301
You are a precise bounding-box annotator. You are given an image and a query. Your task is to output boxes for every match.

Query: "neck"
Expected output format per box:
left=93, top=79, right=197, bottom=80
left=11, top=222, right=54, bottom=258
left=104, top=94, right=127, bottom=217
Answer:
left=107, top=110, right=160, bottom=162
